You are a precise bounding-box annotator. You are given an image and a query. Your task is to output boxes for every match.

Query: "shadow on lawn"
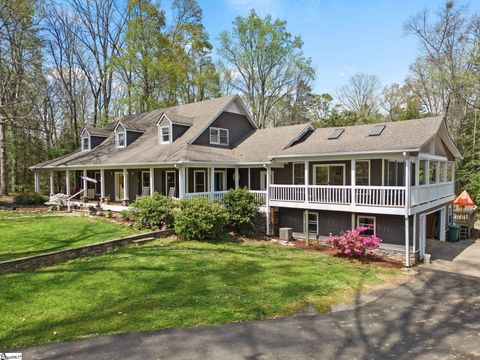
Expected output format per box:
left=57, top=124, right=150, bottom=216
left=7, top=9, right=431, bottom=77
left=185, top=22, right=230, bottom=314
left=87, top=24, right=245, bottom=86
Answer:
left=9, top=270, right=480, bottom=359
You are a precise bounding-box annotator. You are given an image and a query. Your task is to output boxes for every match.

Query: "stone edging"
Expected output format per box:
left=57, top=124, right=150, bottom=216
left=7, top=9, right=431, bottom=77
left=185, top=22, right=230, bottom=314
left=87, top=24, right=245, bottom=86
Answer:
left=0, top=229, right=173, bottom=275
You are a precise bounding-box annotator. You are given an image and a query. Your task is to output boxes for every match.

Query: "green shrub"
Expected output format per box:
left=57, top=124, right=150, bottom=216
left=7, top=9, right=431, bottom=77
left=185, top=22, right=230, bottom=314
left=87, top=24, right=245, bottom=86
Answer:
left=130, top=193, right=176, bottom=230
left=223, top=188, right=259, bottom=235
left=174, top=197, right=227, bottom=241
left=13, top=192, right=47, bottom=205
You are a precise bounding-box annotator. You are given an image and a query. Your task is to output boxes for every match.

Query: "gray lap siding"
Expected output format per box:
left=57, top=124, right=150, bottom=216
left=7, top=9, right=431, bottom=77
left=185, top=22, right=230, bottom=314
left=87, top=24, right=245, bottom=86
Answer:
left=277, top=207, right=412, bottom=246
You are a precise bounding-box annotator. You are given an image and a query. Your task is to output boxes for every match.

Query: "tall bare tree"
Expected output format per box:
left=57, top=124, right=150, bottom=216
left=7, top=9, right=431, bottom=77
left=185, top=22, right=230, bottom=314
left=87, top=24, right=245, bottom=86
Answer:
left=337, top=73, right=381, bottom=123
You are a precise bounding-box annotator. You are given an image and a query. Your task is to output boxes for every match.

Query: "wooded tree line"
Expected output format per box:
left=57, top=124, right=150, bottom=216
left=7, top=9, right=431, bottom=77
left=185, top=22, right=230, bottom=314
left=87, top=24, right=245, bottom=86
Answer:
left=0, top=0, right=479, bottom=201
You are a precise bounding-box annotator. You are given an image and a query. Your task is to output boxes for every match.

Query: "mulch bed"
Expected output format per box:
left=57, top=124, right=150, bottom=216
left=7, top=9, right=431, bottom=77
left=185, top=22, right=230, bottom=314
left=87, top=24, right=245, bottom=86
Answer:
left=271, top=238, right=403, bottom=269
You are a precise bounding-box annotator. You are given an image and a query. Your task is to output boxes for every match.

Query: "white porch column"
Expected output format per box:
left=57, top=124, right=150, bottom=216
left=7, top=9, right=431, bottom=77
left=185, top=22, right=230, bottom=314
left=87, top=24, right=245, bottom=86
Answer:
left=234, top=167, right=239, bottom=189
left=83, top=169, right=87, bottom=197
left=304, top=209, right=310, bottom=246
left=100, top=169, right=105, bottom=199
left=178, top=166, right=185, bottom=199
left=49, top=171, right=54, bottom=195
left=34, top=171, right=40, bottom=193
left=123, top=168, right=129, bottom=200
left=210, top=167, right=215, bottom=193
left=66, top=170, right=71, bottom=196
left=149, top=168, right=155, bottom=196
left=266, top=165, right=271, bottom=235
left=439, top=207, right=446, bottom=241
left=405, top=157, right=411, bottom=209
left=415, top=159, right=420, bottom=186
left=304, top=161, right=309, bottom=203
left=351, top=159, right=356, bottom=206
left=247, top=168, right=251, bottom=190
left=405, top=215, right=410, bottom=268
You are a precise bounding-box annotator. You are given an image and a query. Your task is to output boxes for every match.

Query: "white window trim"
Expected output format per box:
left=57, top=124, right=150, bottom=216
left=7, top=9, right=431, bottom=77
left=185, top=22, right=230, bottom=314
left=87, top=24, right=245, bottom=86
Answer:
left=193, top=170, right=207, bottom=193
left=356, top=160, right=371, bottom=186
left=260, top=170, right=274, bottom=191
left=165, top=170, right=176, bottom=195
left=116, top=131, right=126, bottom=149
left=292, top=162, right=305, bottom=185
left=81, top=136, right=91, bottom=151
left=357, top=215, right=376, bottom=235
left=159, top=125, right=172, bottom=144
left=306, top=212, right=319, bottom=236
left=214, top=170, right=227, bottom=191
left=209, top=127, right=229, bottom=146
left=312, top=164, right=346, bottom=185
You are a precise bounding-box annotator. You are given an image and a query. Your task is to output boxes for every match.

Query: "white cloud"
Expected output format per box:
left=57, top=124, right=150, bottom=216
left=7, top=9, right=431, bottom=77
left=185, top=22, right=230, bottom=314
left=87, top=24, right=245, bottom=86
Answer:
left=337, top=65, right=354, bottom=78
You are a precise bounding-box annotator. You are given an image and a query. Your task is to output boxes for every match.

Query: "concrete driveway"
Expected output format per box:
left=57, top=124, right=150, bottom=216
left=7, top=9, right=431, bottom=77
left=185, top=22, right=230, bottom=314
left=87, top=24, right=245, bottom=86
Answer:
left=9, top=268, right=480, bottom=360
left=423, top=238, right=480, bottom=277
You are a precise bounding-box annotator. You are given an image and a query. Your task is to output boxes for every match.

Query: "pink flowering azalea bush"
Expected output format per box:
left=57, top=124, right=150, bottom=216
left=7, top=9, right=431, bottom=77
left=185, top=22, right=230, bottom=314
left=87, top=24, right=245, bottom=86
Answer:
left=327, top=227, right=382, bottom=257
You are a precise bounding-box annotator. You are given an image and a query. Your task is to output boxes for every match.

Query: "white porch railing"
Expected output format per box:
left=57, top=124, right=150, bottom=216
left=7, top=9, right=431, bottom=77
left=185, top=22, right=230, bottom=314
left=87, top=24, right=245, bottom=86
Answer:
left=250, top=190, right=267, bottom=205
left=183, top=190, right=267, bottom=205
left=355, top=186, right=405, bottom=207
left=183, top=191, right=228, bottom=202
left=410, top=182, right=454, bottom=207
left=308, top=185, right=351, bottom=204
left=270, top=184, right=305, bottom=202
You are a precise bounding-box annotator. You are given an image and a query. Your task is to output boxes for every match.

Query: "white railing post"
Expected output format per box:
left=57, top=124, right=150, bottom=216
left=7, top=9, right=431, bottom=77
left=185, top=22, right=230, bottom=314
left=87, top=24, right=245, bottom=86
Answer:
left=123, top=168, right=129, bottom=200
left=83, top=169, right=88, bottom=198
left=100, top=169, right=105, bottom=199
left=49, top=171, right=54, bottom=195
left=304, top=161, right=309, bottom=204
left=149, top=167, right=154, bottom=196
left=66, top=170, right=71, bottom=196
left=351, top=159, right=356, bottom=207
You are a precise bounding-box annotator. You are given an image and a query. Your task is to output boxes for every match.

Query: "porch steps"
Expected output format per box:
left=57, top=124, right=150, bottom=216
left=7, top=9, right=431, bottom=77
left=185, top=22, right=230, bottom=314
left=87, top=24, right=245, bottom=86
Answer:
left=132, top=237, right=156, bottom=245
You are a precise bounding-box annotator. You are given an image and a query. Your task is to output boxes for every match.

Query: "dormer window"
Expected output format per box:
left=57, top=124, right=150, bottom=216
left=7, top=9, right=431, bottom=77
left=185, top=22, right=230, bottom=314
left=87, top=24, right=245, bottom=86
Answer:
left=160, top=125, right=171, bottom=144
left=116, top=131, right=126, bottom=148
left=81, top=136, right=90, bottom=151
left=210, top=127, right=229, bottom=146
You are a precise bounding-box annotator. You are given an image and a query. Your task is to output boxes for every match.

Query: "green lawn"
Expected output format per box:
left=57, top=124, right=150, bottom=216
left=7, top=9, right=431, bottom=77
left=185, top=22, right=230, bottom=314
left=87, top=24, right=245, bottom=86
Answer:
left=0, top=238, right=399, bottom=348
left=0, top=212, right=141, bottom=261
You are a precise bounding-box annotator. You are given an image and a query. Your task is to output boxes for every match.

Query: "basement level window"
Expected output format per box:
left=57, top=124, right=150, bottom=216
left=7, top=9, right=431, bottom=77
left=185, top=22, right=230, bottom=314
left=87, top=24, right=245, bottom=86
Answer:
left=328, top=128, right=344, bottom=140
left=369, top=125, right=386, bottom=136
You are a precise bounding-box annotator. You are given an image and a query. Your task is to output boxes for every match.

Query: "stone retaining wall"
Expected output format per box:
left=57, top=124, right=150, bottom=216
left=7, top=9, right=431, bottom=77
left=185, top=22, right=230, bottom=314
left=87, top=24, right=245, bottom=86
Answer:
left=0, top=229, right=173, bottom=275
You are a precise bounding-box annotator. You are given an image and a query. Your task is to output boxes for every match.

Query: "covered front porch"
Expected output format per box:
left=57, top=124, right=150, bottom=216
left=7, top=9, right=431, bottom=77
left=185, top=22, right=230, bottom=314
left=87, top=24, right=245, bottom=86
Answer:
left=34, top=165, right=268, bottom=207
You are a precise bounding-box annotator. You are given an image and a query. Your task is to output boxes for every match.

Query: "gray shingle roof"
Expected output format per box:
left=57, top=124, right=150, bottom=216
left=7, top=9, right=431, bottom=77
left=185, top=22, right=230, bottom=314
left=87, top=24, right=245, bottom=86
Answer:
left=85, top=127, right=111, bottom=137
left=274, top=116, right=446, bottom=158
left=31, top=101, right=458, bottom=170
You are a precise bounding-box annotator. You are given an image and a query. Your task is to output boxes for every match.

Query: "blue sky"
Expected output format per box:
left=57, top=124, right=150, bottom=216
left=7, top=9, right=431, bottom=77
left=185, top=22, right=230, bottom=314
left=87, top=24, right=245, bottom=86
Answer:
left=198, top=0, right=480, bottom=95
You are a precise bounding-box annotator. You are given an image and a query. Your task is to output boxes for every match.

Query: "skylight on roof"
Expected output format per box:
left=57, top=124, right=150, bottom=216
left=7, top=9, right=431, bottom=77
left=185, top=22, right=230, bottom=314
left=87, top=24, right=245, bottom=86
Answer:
left=369, top=125, right=386, bottom=136
left=328, top=128, right=344, bottom=140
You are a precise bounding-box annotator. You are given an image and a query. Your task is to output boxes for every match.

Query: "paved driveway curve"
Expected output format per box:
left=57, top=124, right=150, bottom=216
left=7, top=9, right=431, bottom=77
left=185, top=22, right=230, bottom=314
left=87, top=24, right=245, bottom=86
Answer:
left=10, top=268, right=480, bottom=360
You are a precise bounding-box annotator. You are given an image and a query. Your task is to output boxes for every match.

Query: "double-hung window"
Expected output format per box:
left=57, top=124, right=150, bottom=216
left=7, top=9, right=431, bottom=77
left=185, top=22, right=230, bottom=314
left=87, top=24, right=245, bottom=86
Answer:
left=357, top=216, right=376, bottom=236
left=116, top=132, right=126, bottom=148
left=293, top=163, right=305, bottom=185
left=210, top=127, right=229, bottom=146
left=355, top=160, right=370, bottom=185
left=160, top=126, right=171, bottom=144
left=82, top=137, right=90, bottom=151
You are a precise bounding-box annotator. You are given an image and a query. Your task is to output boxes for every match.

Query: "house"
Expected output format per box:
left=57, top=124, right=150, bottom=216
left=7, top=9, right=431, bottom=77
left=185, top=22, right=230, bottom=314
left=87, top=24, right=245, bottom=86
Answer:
left=31, top=95, right=462, bottom=266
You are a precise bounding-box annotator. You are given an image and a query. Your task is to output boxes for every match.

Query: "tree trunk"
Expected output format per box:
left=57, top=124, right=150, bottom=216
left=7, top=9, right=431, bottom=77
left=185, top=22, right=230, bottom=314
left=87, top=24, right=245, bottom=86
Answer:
left=0, top=118, right=7, bottom=195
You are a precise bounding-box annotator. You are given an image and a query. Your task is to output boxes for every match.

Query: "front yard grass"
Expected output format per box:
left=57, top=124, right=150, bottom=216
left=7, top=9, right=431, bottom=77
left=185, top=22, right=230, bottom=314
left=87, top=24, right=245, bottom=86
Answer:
left=0, top=238, right=399, bottom=348
left=0, top=212, right=141, bottom=261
